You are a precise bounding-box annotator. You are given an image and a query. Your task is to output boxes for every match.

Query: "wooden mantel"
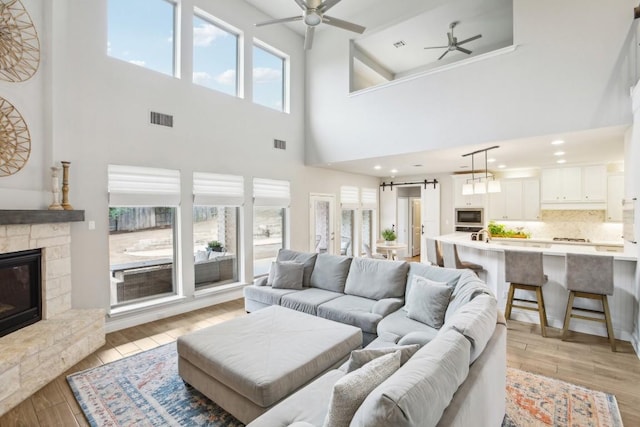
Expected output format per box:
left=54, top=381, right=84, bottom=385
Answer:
left=0, top=210, right=85, bottom=225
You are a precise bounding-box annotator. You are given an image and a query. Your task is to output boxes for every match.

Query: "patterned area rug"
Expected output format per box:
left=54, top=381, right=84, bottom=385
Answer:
left=67, top=343, right=623, bottom=427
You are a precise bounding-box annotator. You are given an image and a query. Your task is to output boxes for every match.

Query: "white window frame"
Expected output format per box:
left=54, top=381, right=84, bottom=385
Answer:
left=192, top=8, right=244, bottom=98
left=253, top=178, right=291, bottom=277
left=252, top=38, right=290, bottom=113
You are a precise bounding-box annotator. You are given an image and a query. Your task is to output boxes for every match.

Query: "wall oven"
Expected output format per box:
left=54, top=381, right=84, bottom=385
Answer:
left=455, top=208, right=484, bottom=231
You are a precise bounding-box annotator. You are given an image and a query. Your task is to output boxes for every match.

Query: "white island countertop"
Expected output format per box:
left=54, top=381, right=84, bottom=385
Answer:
left=437, top=233, right=637, bottom=262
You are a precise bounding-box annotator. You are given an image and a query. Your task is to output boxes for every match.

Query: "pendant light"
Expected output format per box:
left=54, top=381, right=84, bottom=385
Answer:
left=461, top=145, right=501, bottom=195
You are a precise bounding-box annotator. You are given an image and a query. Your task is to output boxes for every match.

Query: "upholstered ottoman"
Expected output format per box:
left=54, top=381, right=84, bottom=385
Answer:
left=177, top=305, right=362, bottom=424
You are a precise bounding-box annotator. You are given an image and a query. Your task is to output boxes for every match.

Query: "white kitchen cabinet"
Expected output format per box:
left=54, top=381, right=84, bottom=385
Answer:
left=582, top=165, right=607, bottom=202
left=488, top=179, right=539, bottom=221
left=606, top=174, right=624, bottom=222
left=522, top=179, right=541, bottom=220
left=541, top=167, right=582, bottom=202
left=453, top=176, right=484, bottom=207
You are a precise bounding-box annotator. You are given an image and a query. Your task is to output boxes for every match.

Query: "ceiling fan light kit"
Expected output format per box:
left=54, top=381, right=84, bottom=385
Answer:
left=255, top=0, right=366, bottom=50
left=424, top=21, right=482, bottom=61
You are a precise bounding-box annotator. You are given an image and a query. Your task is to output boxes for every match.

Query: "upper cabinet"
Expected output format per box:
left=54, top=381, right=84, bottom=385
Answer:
left=489, top=179, right=540, bottom=221
left=453, top=176, right=485, bottom=207
left=606, top=174, right=624, bottom=222
left=540, top=165, right=606, bottom=208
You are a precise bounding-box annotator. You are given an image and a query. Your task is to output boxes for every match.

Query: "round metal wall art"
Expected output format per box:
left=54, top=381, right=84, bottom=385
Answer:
left=0, top=95, right=30, bottom=177
left=0, top=0, right=40, bottom=82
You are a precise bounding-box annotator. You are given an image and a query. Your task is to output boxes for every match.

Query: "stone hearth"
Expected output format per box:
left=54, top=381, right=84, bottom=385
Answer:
left=0, top=221, right=105, bottom=416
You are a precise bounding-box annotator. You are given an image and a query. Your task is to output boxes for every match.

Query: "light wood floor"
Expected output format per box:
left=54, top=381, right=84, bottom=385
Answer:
left=1, top=298, right=639, bottom=426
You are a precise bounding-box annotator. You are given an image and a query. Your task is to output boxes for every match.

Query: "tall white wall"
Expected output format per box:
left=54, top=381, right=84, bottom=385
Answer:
left=0, top=0, right=377, bottom=325
left=305, top=0, right=638, bottom=165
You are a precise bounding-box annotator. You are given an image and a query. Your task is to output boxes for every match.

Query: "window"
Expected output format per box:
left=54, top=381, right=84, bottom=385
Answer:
left=108, top=165, right=181, bottom=308
left=361, top=188, right=378, bottom=256
left=192, top=11, right=241, bottom=96
left=253, top=41, right=288, bottom=112
left=107, top=0, right=177, bottom=77
left=340, top=186, right=359, bottom=257
left=253, top=178, right=290, bottom=277
left=193, top=173, right=243, bottom=290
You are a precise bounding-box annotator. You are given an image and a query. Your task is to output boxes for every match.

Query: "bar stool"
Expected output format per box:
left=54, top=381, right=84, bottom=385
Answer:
left=426, top=238, right=444, bottom=267
left=562, top=253, right=616, bottom=351
left=504, top=250, right=548, bottom=337
left=441, top=241, right=483, bottom=274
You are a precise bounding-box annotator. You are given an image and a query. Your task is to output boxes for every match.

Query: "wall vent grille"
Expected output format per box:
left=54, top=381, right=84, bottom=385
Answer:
left=274, top=139, right=286, bottom=150
left=150, top=111, right=173, bottom=127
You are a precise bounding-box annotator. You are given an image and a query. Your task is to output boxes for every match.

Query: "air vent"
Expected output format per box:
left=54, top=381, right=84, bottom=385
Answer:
left=150, top=111, right=173, bottom=127
left=393, top=40, right=406, bottom=48
left=274, top=139, right=286, bottom=150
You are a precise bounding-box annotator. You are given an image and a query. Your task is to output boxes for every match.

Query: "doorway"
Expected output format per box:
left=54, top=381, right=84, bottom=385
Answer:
left=309, top=194, right=336, bottom=254
left=397, top=186, right=422, bottom=259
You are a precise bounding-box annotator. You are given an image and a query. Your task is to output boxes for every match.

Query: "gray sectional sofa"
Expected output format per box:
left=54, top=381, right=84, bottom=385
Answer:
left=243, top=250, right=506, bottom=427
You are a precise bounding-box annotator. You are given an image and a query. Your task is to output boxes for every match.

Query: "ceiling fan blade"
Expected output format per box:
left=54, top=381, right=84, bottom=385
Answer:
left=293, top=0, right=308, bottom=10
left=323, top=15, right=366, bottom=33
left=424, top=46, right=449, bottom=50
left=319, top=0, right=341, bottom=13
left=457, top=34, right=482, bottom=45
left=255, top=16, right=303, bottom=27
left=304, top=26, right=315, bottom=50
left=456, top=46, right=472, bottom=55
left=438, top=50, right=449, bottom=61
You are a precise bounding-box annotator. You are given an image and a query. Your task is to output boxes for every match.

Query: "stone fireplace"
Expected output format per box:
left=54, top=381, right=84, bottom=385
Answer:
left=0, top=212, right=105, bottom=416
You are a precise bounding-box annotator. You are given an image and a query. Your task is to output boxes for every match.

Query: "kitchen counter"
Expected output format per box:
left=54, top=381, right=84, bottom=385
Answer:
left=435, top=233, right=637, bottom=352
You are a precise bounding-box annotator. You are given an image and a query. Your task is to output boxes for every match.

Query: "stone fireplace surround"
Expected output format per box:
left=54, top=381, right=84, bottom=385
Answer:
left=0, top=213, right=105, bottom=416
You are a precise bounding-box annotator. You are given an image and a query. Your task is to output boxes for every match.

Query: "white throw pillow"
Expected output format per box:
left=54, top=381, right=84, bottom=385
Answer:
left=323, top=350, right=401, bottom=427
left=405, top=276, right=453, bottom=329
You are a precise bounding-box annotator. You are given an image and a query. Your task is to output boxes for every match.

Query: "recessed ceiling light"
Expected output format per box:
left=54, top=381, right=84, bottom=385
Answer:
left=557, top=159, right=567, bottom=164
left=498, top=164, right=506, bottom=169
left=373, top=165, right=382, bottom=170
left=487, top=158, right=496, bottom=163
left=554, top=151, right=565, bottom=156
left=551, top=140, right=565, bottom=145
left=390, top=169, right=398, bottom=174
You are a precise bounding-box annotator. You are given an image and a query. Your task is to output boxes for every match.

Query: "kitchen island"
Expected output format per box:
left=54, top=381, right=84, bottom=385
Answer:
left=436, top=233, right=638, bottom=351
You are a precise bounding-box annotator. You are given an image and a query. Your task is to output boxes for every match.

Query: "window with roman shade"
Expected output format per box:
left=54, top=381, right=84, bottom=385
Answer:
left=253, top=178, right=290, bottom=206
left=252, top=178, right=290, bottom=277
left=108, top=164, right=181, bottom=206
left=193, top=172, right=244, bottom=206
left=361, top=187, right=377, bottom=209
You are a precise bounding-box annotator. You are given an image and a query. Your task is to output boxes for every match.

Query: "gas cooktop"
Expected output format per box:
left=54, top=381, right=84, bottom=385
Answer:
left=552, top=237, right=590, bottom=243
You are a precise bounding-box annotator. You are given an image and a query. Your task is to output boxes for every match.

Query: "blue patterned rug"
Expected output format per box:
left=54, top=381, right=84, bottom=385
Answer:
left=67, top=342, right=243, bottom=426
left=68, top=342, right=622, bottom=427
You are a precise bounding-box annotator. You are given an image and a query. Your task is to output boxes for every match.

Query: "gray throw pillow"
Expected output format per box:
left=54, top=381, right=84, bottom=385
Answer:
left=344, top=344, right=420, bottom=373
left=269, top=261, right=304, bottom=290
left=323, top=351, right=401, bottom=427
left=405, top=276, right=453, bottom=329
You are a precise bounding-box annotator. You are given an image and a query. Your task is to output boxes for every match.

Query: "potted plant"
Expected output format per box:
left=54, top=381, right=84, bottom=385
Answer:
left=207, top=240, right=224, bottom=253
left=381, top=228, right=397, bottom=245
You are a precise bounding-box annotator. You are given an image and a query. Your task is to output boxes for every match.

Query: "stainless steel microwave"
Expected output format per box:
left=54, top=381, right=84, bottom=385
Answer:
left=455, top=208, right=484, bottom=227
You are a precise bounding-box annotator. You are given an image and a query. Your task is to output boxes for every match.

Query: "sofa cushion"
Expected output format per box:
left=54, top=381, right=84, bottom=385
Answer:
left=406, top=262, right=462, bottom=297
left=445, top=271, right=493, bottom=322
left=440, top=294, right=498, bottom=363
left=243, top=285, right=299, bottom=306
left=323, top=351, right=401, bottom=427
left=280, top=288, right=343, bottom=315
left=376, top=308, right=439, bottom=346
left=405, top=276, right=453, bottom=329
left=350, top=330, right=471, bottom=427
left=317, top=295, right=381, bottom=334
left=276, top=249, right=318, bottom=287
left=344, top=258, right=409, bottom=300
left=269, top=261, right=304, bottom=290
left=344, top=344, right=420, bottom=373
left=246, top=370, right=345, bottom=427
left=310, top=254, right=352, bottom=293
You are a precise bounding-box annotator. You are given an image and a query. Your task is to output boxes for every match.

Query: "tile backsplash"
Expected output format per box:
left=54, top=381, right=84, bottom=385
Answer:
left=495, top=210, right=623, bottom=243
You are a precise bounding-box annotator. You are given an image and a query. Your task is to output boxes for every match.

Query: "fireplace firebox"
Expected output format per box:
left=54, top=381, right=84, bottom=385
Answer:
left=0, top=249, right=42, bottom=337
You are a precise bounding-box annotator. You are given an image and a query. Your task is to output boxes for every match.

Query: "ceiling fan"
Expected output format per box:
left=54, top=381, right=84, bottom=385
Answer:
left=424, top=21, right=482, bottom=61
left=255, top=0, right=366, bottom=50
